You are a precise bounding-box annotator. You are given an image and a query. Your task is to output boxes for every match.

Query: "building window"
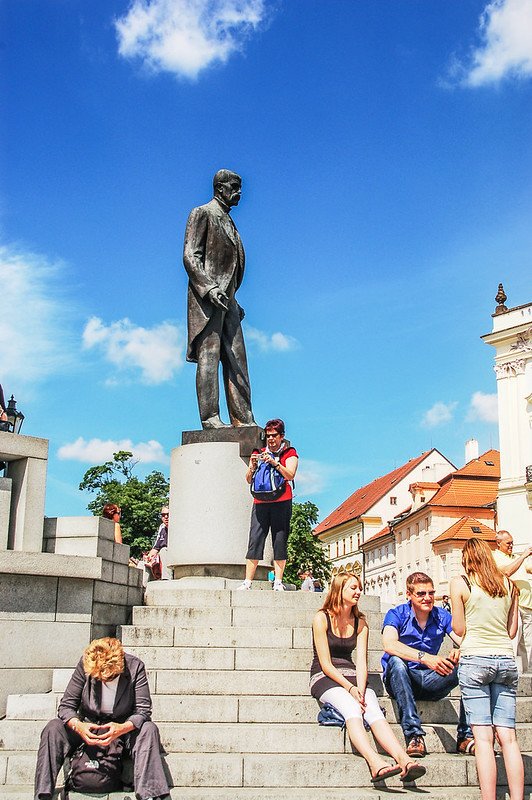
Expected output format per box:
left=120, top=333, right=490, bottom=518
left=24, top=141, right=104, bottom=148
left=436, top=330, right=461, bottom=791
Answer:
left=349, top=535, right=353, bottom=553
left=390, top=496, right=397, bottom=505
left=441, top=554, right=447, bottom=579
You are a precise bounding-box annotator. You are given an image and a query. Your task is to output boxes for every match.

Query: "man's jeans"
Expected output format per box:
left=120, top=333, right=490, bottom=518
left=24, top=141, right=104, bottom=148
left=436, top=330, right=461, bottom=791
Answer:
left=384, top=656, right=472, bottom=741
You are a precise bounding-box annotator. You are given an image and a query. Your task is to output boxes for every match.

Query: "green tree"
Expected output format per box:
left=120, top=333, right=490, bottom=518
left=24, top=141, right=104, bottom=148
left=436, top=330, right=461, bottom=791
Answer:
left=285, top=501, right=331, bottom=587
left=79, top=450, right=169, bottom=557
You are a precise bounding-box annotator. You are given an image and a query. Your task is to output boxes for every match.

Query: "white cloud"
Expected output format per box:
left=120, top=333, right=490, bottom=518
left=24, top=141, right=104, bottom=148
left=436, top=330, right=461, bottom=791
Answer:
left=421, top=401, right=458, bottom=429
left=245, top=325, right=299, bottom=353
left=82, top=316, right=185, bottom=384
left=115, top=0, right=267, bottom=80
left=295, top=459, right=331, bottom=496
left=462, top=0, right=532, bottom=86
left=58, top=436, right=169, bottom=464
left=468, top=391, right=499, bottom=423
left=0, top=244, right=74, bottom=386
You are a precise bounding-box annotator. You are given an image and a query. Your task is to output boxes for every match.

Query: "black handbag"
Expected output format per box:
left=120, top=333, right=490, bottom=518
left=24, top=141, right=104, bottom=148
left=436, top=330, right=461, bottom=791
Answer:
left=60, top=728, right=124, bottom=799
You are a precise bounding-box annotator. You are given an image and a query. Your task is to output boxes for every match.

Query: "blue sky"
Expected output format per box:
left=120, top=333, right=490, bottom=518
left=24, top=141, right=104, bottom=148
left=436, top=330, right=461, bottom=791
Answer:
left=2, top=0, right=531, bottom=524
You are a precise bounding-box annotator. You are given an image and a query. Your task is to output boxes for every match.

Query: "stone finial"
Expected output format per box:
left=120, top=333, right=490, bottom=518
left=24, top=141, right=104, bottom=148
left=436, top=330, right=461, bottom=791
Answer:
left=494, top=283, right=508, bottom=314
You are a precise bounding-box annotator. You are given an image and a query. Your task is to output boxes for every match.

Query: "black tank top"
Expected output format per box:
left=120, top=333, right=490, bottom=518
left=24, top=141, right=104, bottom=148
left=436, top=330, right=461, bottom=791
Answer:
left=309, top=610, right=358, bottom=699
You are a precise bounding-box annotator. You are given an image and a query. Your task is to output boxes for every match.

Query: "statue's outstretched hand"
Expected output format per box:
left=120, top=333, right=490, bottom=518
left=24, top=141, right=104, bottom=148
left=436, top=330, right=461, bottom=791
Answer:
left=208, top=287, right=229, bottom=310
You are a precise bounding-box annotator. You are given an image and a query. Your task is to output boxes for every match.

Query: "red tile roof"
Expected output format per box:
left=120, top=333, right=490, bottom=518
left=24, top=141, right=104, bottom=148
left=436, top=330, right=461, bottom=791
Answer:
left=429, top=478, right=499, bottom=508
left=432, top=516, right=496, bottom=544
left=315, top=450, right=445, bottom=535
left=453, top=449, right=500, bottom=478
left=429, top=450, right=500, bottom=509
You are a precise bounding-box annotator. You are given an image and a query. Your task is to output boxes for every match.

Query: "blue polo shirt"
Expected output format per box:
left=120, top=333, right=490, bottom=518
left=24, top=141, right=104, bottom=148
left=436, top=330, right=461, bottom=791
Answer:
left=381, top=602, right=453, bottom=679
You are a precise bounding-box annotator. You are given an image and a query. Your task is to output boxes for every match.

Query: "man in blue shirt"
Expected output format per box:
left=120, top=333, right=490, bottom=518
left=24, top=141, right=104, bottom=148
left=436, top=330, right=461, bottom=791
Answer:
left=382, top=572, right=473, bottom=758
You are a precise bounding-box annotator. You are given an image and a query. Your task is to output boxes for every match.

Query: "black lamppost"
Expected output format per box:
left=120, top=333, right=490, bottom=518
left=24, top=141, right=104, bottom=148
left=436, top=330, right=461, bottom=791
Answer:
left=6, top=395, right=25, bottom=434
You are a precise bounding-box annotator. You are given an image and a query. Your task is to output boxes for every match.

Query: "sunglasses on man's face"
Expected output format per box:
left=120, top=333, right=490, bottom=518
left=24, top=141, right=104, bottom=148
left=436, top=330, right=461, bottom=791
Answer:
left=414, top=590, right=436, bottom=598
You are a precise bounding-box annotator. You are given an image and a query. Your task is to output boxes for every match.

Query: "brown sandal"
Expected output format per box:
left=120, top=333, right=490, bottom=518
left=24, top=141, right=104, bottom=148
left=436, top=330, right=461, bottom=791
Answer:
left=400, top=762, right=427, bottom=782
left=370, top=765, right=402, bottom=784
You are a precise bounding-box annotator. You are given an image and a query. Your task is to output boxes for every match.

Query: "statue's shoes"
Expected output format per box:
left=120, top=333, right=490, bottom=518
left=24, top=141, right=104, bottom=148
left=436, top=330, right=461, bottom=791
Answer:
left=202, top=416, right=230, bottom=428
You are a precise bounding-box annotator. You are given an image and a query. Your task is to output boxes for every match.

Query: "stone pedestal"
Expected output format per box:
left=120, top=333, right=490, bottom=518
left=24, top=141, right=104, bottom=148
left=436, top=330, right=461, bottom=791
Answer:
left=167, top=439, right=273, bottom=580
left=0, top=477, right=11, bottom=550
left=0, top=431, right=48, bottom=551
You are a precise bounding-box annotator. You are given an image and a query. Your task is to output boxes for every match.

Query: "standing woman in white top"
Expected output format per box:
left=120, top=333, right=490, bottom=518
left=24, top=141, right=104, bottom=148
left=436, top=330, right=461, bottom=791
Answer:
left=450, top=538, right=522, bottom=800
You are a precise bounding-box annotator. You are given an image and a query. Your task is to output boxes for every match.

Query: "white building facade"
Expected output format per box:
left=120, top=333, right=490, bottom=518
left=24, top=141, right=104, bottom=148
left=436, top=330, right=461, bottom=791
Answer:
left=482, top=292, right=532, bottom=549
left=315, top=450, right=455, bottom=598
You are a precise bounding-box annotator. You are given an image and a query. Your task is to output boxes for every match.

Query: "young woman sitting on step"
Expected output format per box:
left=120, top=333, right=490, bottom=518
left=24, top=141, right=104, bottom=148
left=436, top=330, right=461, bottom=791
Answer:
left=310, top=573, right=427, bottom=786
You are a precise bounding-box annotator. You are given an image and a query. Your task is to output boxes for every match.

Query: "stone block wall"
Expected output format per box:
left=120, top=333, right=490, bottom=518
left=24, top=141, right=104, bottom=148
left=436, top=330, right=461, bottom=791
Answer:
left=0, top=517, right=143, bottom=715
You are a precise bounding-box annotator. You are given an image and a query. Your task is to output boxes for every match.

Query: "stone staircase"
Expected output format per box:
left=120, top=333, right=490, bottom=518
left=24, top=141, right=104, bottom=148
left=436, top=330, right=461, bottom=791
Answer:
left=1, top=580, right=532, bottom=799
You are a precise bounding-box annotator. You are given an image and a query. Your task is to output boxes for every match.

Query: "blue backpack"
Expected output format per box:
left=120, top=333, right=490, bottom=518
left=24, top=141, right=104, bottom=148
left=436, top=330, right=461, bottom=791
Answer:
left=250, top=448, right=293, bottom=501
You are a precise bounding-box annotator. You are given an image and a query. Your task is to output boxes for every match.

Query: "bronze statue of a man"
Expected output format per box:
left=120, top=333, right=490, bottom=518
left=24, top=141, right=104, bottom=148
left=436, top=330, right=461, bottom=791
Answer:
left=183, top=170, right=256, bottom=429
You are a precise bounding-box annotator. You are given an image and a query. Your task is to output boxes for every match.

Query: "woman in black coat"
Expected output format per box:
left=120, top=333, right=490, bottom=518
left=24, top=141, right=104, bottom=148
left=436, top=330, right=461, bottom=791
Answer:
left=34, top=637, right=170, bottom=800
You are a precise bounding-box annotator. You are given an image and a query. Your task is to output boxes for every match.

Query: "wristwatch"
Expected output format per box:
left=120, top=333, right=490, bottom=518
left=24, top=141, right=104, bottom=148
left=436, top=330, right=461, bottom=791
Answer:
left=417, top=651, right=425, bottom=663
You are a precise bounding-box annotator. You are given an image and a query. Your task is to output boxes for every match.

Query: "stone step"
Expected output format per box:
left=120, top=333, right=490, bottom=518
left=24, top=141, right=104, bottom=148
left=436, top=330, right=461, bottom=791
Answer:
left=123, top=644, right=383, bottom=671
left=3, top=750, right=531, bottom=788
left=144, top=584, right=380, bottom=612
left=5, top=718, right=532, bottom=754
left=5, top=692, right=58, bottom=720
left=152, top=693, right=532, bottom=725
left=119, top=614, right=384, bottom=647
left=7, top=692, right=532, bottom=727
left=1, top=789, right=532, bottom=800
left=2, top=789, right=532, bottom=800
left=131, top=604, right=334, bottom=628
left=43, top=666, right=532, bottom=699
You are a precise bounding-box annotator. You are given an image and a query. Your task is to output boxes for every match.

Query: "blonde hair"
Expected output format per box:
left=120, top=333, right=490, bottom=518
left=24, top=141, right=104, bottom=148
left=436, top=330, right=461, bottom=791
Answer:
left=321, top=573, right=365, bottom=622
left=83, top=637, right=125, bottom=681
left=462, top=538, right=509, bottom=598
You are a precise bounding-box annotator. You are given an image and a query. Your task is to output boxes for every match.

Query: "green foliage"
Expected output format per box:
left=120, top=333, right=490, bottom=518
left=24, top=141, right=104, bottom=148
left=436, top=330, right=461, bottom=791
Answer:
left=285, top=501, right=331, bottom=587
left=79, top=451, right=169, bottom=558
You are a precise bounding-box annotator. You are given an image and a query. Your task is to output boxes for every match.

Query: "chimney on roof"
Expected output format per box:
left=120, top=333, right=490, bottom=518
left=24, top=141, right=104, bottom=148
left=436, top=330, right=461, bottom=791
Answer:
left=465, top=439, right=479, bottom=464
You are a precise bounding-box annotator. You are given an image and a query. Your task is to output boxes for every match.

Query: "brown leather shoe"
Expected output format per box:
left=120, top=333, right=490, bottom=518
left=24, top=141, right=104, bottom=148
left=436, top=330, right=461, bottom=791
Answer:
left=406, top=735, right=427, bottom=757
left=456, top=737, right=475, bottom=755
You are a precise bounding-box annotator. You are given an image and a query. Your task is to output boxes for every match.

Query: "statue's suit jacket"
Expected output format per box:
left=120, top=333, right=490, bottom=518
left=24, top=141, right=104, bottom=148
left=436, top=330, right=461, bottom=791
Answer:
left=57, top=653, right=151, bottom=731
left=183, top=197, right=245, bottom=363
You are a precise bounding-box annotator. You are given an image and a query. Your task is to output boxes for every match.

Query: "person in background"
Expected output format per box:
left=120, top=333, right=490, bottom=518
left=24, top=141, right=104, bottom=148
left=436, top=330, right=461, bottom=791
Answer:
left=102, top=503, right=123, bottom=544
left=238, top=418, right=298, bottom=591
left=147, top=507, right=172, bottom=580
left=441, top=595, right=451, bottom=612
left=311, top=574, right=425, bottom=785
left=492, top=529, right=532, bottom=674
left=313, top=579, right=324, bottom=592
left=0, top=383, right=9, bottom=431
left=450, top=538, right=522, bottom=800
left=381, top=571, right=474, bottom=757
left=34, top=637, right=170, bottom=800
left=299, top=568, right=315, bottom=591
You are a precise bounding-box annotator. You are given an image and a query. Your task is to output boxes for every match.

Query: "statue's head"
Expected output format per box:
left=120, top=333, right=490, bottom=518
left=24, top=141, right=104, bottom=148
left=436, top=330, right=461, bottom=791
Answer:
left=213, top=169, right=242, bottom=208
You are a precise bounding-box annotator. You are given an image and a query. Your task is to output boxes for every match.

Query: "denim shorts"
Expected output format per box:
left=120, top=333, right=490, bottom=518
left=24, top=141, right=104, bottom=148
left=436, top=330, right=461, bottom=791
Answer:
left=458, top=655, right=518, bottom=727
